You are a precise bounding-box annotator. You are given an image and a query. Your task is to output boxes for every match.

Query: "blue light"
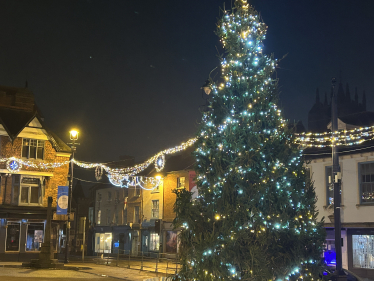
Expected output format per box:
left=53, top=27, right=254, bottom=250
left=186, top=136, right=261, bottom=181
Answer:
left=324, top=250, right=336, bottom=266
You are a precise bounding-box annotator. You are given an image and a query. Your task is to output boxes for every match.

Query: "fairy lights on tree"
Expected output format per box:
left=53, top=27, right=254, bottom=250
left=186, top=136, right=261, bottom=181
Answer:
left=173, top=1, right=325, bottom=280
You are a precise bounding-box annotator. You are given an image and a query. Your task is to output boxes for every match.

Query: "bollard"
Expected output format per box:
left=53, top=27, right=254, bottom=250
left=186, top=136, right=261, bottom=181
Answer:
left=155, top=252, right=158, bottom=273
left=175, top=255, right=178, bottom=274
left=128, top=250, right=131, bottom=269
left=116, top=250, right=119, bottom=267
left=141, top=251, right=144, bottom=270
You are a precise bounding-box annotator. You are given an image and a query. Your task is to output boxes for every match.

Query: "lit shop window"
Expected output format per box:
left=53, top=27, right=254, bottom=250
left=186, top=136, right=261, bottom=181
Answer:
left=352, top=235, right=374, bottom=269
left=6, top=222, right=20, bottom=251
left=26, top=223, right=44, bottom=251
left=95, top=233, right=112, bottom=253
left=149, top=232, right=160, bottom=251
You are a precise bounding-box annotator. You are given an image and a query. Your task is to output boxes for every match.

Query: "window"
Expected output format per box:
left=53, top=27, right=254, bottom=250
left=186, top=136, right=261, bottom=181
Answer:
left=94, top=232, right=112, bottom=253
left=114, top=213, right=119, bottom=224
left=123, top=209, right=127, bottom=225
left=352, top=235, right=374, bottom=269
left=177, top=177, right=185, bottom=189
left=134, top=206, right=140, bottom=223
left=135, top=186, right=140, bottom=197
left=21, top=177, right=41, bottom=205
left=97, top=210, right=101, bottom=225
left=97, top=192, right=102, bottom=202
left=152, top=200, right=159, bottom=219
left=325, top=166, right=333, bottom=205
left=107, top=191, right=112, bottom=202
left=115, top=190, right=120, bottom=202
left=359, top=162, right=374, bottom=203
left=106, top=209, right=111, bottom=225
left=88, top=207, right=94, bottom=225
left=6, top=222, right=20, bottom=251
left=150, top=232, right=160, bottom=251
left=22, top=139, right=44, bottom=159
left=152, top=183, right=160, bottom=193
left=13, top=176, right=42, bottom=206
left=26, top=223, right=44, bottom=251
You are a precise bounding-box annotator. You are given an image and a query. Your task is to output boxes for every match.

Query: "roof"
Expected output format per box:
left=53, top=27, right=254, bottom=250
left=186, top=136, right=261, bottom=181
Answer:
left=0, top=85, right=71, bottom=153
left=45, top=129, right=71, bottom=153
left=0, top=107, right=37, bottom=140
left=163, top=145, right=195, bottom=173
left=338, top=111, right=374, bottom=127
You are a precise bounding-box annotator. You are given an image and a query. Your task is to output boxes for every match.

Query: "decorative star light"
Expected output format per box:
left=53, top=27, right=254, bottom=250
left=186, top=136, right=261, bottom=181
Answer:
left=6, top=158, right=22, bottom=173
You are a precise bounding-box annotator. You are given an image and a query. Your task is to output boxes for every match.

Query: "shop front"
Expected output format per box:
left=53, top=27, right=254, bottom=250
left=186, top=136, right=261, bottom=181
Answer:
left=0, top=218, right=59, bottom=261
left=94, top=226, right=113, bottom=254
left=347, top=228, right=374, bottom=279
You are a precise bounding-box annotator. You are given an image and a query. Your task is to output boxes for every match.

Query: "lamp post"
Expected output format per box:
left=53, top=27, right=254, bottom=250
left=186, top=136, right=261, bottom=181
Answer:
left=331, top=78, right=346, bottom=281
left=64, top=129, right=79, bottom=264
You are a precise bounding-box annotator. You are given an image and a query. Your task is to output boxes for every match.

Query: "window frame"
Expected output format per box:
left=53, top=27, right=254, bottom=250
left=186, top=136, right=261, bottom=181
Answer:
left=177, top=177, right=186, bottom=189
left=97, top=210, right=101, bottom=225
left=135, top=186, right=141, bottom=197
left=149, top=231, right=160, bottom=251
left=358, top=161, right=374, bottom=204
left=325, top=166, right=333, bottom=206
left=151, top=184, right=160, bottom=193
left=5, top=221, right=21, bottom=252
left=152, top=200, right=159, bottom=219
left=106, top=209, right=111, bottom=225
left=13, top=175, right=43, bottom=206
left=22, top=138, right=45, bottom=160
left=25, top=223, right=45, bottom=252
left=134, top=206, right=140, bottom=223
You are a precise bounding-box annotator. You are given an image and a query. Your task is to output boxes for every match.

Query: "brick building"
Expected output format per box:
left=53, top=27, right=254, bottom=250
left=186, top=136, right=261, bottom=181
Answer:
left=0, top=85, right=70, bottom=261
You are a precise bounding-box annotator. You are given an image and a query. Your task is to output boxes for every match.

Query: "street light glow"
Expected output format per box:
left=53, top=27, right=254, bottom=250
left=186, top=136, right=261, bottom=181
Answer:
left=69, top=129, right=79, bottom=141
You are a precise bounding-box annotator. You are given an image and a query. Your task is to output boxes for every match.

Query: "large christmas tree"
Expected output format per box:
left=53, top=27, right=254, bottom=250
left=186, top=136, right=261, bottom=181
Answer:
left=173, top=1, right=325, bottom=280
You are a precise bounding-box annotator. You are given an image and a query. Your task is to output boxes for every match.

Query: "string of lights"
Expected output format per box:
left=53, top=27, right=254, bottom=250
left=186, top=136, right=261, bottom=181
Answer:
left=72, top=137, right=197, bottom=176
left=1, top=125, right=374, bottom=175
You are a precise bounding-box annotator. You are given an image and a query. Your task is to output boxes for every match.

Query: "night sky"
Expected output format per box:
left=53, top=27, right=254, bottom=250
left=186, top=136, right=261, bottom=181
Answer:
left=1, top=0, right=374, bottom=169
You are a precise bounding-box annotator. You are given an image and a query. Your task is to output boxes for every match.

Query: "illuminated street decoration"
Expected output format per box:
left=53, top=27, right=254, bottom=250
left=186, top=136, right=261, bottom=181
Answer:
left=95, top=166, right=103, bottom=181
left=6, top=158, right=22, bottom=173
left=155, top=154, right=165, bottom=172
left=107, top=173, right=161, bottom=190
left=0, top=124, right=372, bottom=175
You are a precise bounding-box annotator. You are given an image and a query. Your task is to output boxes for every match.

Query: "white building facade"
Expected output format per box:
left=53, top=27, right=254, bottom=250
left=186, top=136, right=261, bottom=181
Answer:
left=307, top=146, right=374, bottom=279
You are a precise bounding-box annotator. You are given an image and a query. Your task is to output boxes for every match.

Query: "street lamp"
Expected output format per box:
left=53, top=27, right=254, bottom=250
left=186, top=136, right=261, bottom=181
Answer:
left=330, top=79, right=346, bottom=281
left=65, top=129, right=79, bottom=264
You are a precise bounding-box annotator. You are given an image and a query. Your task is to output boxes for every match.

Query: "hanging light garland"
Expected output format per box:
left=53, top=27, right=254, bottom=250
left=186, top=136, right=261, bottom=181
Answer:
left=1, top=156, right=70, bottom=173
left=73, top=137, right=197, bottom=177
left=107, top=173, right=161, bottom=190
left=294, top=125, right=374, bottom=147
left=1, top=125, right=372, bottom=177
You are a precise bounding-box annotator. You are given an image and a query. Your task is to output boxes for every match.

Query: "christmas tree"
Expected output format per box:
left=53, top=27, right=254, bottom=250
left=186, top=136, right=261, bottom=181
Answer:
left=173, top=1, right=325, bottom=280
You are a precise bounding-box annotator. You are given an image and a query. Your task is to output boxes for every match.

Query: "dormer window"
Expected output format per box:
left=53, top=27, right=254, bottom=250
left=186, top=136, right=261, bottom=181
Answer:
left=22, top=139, right=44, bottom=160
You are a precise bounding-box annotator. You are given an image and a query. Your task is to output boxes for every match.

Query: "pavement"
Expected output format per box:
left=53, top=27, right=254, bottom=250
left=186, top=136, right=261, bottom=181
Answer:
left=0, top=262, right=169, bottom=281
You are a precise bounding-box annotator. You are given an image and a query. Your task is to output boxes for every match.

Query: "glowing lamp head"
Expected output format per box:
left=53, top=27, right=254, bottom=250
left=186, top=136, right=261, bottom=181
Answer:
left=155, top=175, right=162, bottom=180
left=69, top=129, right=79, bottom=141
